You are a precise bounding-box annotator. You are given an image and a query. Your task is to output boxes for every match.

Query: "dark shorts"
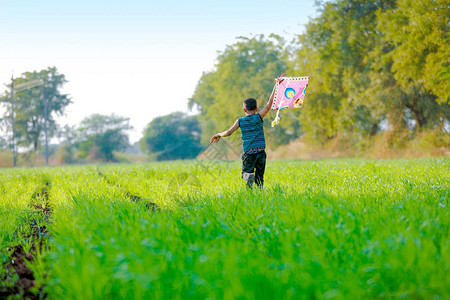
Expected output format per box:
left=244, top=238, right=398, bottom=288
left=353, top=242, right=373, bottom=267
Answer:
left=242, top=150, right=266, bottom=187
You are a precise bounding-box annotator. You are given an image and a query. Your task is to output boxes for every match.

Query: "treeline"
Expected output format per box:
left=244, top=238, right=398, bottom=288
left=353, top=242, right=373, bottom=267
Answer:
left=0, top=67, right=202, bottom=166
left=0, top=68, right=202, bottom=165
left=0, top=68, right=135, bottom=165
left=190, top=0, right=449, bottom=153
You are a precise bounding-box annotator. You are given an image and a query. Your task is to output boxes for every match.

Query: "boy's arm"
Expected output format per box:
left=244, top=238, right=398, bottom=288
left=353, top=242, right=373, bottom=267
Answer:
left=259, top=83, right=278, bottom=119
left=210, top=119, right=240, bottom=143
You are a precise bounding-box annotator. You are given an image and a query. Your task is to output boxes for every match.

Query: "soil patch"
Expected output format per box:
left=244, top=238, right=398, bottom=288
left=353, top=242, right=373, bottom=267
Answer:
left=0, top=184, right=52, bottom=299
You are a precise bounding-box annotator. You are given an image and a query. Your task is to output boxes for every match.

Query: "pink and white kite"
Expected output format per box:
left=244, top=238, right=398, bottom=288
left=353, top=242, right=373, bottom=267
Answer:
left=271, top=76, right=309, bottom=127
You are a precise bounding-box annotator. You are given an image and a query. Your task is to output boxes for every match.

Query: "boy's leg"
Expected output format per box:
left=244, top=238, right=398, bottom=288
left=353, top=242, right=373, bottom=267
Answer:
left=242, top=152, right=257, bottom=188
left=254, top=151, right=267, bottom=188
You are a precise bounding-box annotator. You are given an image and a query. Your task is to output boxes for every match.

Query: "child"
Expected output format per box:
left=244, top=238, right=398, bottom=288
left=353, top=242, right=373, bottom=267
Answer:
left=210, top=82, right=277, bottom=189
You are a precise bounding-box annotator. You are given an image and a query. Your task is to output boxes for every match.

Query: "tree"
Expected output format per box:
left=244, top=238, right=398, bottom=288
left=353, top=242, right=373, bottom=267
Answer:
left=76, top=114, right=132, bottom=162
left=57, top=124, right=78, bottom=164
left=189, top=34, right=297, bottom=148
left=379, top=0, right=449, bottom=105
left=290, top=0, right=398, bottom=141
left=377, top=0, right=450, bottom=128
left=289, top=0, right=449, bottom=143
left=140, top=112, right=202, bottom=161
left=0, top=67, right=71, bottom=151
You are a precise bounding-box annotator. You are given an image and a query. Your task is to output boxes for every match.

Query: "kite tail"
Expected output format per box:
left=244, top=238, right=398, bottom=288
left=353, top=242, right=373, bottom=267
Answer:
left=271, top=110, right=281, bottom=127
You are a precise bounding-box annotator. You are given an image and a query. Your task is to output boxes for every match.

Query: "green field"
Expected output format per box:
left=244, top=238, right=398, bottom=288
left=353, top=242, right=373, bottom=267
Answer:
left=1, top=158, right=449, bottom=299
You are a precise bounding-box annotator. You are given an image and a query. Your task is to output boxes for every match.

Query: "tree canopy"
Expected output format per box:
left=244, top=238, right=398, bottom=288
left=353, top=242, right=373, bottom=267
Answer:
left=76, top=114, right=132, bottom=162
left=140, top=112, right=202, bottom=161
left=379, top=0, right=449, bottom=105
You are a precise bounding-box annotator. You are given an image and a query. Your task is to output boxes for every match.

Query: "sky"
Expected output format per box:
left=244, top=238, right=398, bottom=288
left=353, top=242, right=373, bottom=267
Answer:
left=0, top=0, right=320, bottom=143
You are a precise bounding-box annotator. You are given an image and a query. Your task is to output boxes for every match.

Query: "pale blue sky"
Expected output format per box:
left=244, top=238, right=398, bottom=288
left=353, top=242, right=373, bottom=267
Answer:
left=0, top=0, right=319, bottom=142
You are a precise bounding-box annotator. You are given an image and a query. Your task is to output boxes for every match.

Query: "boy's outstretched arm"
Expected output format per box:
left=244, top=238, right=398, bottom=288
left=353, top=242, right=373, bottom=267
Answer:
left=259, top=83, right=277, bottom=119
left=210, top=119, right=240, bottom=143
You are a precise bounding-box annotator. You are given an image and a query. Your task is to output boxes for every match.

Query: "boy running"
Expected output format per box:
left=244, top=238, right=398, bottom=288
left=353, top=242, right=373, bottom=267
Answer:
left=210, top=82, right=277, bottom=189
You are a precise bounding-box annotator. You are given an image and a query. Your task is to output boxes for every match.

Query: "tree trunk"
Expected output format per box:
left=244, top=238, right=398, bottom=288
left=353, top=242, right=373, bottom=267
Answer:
left=369, top=123, right=378, bottom=136
left=411, top=109, right=426, bottom=128
left=406, top=95, right=426, bottom=129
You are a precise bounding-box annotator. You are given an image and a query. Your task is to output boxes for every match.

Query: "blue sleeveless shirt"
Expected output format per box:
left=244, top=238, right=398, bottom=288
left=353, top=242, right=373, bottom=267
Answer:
left=239, top=114, right=266, bottom=153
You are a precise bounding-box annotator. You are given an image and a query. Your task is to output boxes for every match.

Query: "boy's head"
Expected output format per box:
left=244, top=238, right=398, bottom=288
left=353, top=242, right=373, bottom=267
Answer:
left=243, top=98, right=257, bottom=112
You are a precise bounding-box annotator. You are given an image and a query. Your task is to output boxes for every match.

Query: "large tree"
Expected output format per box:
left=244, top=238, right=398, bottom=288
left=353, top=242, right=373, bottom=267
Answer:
left=76, top=114, right=132, bottom=162
left=379, top=0, right=449, bottom=105
left=140, top=112, right=202, bottom=161
left=289, top=0, right=449, bottom=142
left=0, top=67, right=71, bottom=151
left=290, top=0, right=398, bottom=140
left=377, top=0, right=450, bottom=128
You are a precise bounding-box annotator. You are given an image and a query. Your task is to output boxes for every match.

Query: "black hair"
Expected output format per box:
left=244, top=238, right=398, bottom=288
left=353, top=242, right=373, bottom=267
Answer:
left=243, top=98, right=257, bottom=111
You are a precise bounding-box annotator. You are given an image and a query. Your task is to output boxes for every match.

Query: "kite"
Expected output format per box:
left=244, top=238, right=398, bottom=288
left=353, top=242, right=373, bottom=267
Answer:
left=271, top=75, right=309, bottom=127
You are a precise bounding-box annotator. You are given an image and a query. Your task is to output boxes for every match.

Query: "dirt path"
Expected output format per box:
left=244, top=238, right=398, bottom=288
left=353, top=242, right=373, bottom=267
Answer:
left=96, top=168, right=158, bottom=212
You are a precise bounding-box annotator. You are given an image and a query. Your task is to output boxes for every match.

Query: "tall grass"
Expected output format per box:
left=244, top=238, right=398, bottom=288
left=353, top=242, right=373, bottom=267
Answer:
left=3, top=159, right=449, bottom=299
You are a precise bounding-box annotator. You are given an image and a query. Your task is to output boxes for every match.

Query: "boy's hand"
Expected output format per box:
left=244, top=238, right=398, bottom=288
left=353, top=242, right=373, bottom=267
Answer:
left=210, top=120, right=239, bottom=143
left=210, top=134, right=221, bottom=143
